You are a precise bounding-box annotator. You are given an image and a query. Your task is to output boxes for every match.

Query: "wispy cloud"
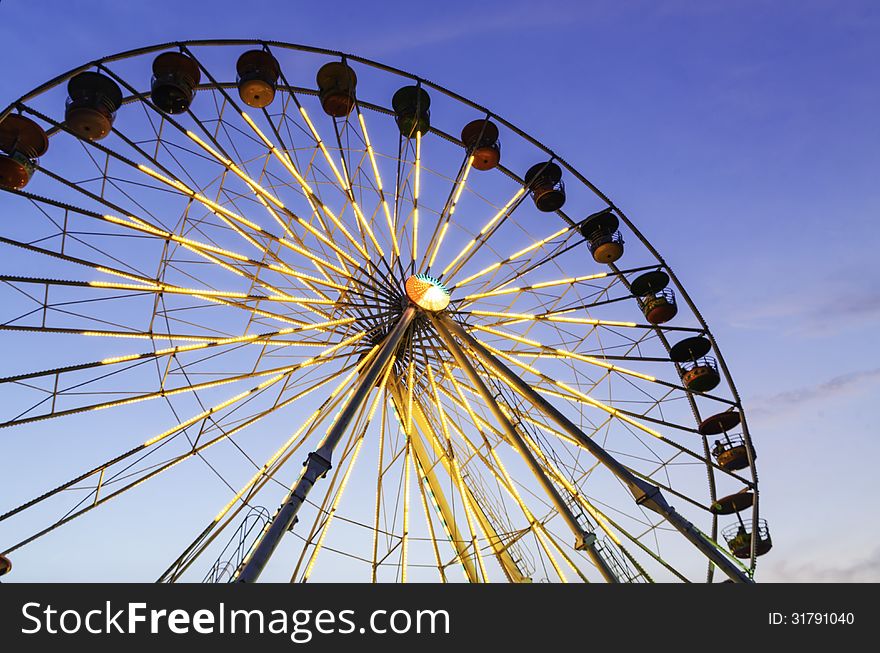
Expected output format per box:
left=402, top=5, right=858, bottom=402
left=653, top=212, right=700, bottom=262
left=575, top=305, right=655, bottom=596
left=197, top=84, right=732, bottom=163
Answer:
left=350, top=1, right=594, bottom=56
left=748, top=367, right=880, bottom=419
left=766, top=546, right=880, bottom=582
left=727, top=284, right=880, bottom=338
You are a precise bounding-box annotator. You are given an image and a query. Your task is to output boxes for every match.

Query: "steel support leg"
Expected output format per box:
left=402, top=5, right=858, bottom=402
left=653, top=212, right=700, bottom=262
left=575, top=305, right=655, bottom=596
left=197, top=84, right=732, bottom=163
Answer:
left=431, top=315, right=619, bottom=583
left=437, top=314, right=753, bottom=584
left=389, top=377, right=529, bottom=583
left=233, top=307, right=417, bottom=582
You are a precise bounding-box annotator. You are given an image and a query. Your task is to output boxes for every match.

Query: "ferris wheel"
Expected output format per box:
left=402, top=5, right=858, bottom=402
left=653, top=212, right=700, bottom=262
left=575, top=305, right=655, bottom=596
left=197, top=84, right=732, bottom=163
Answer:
left=0, top=40, right=770, bottom=583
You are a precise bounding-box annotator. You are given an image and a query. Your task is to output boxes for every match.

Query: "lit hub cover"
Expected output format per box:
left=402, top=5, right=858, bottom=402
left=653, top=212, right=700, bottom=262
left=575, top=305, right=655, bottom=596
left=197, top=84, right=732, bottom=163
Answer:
left=405, top=274, right=450, bottom=311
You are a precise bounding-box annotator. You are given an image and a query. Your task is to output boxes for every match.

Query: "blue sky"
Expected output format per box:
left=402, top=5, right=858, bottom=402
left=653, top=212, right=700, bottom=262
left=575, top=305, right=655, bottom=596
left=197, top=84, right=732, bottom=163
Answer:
left=0, top=0, right=878, bottom=581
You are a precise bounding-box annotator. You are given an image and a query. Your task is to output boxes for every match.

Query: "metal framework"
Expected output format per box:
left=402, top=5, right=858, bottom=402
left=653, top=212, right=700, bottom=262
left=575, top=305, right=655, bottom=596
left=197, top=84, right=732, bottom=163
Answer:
left=0, top=40, right=761, bottom=583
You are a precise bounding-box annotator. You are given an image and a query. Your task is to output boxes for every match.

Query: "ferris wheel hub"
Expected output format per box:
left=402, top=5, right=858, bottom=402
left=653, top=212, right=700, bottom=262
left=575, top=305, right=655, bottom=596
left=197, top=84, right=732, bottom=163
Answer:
left=404, top=274, right=450, bottom=312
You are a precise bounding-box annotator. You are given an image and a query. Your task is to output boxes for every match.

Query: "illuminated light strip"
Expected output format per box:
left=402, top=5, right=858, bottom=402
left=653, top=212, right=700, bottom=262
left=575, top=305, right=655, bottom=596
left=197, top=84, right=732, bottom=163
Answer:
left=426, top=377, right=511, bottom=583
left=97, top=340, right=219, bottom=365
left=219, top=215, right=265, bottom=256
left=73, top=327, right=350, bottom=347
left=351, top=200, right=385, bottom=258
left=368, top=358, right=400, bottom=583
left=433, top=370, right=595, bottom=582
left=434, top=370, right=585, bottom=511
left=301, top=105, right=384, bottom=256
left=290, top=350, right=387, bottom=580
left=276, top=270, right=346, bottom=292
left=303, top=436, right=367, bottom=582
left=468, top=341, right=639, bottom=441
left=92, top=266, right=150, bottom=284
left=412, top=454, right=448, bottom=582
left=472, top=339, right=663, bottom=440
left=425, top=155, right=475, bottom=271
left=452, top=417, right=568, bottom=583
left=291, top=108, right=372, bottom=258
left=270, top=147, right=331, bottom=235
left=104, top=212, right=336, bottom=321
left=3, top=333, right=337, bottom=384
left=468, top=309, right=636, bottom=328
left=435, top=378, right=498, bottom=443
left=439, top=362, right=486, bottom=441
left=274, top=241, right=349, bottom=278
left=241, top=113, right=314, bottom=193
left=401, top=438, right=412, bottom=584
left=412, top=130, right=422, bottom=265
left=302, top=192, right=368, bottom=261
left=171, top=256, right=324, bottom=333
left=451, top=455, right=487, bottom=582
left=253, top=193, right=296, bottom=239
left=282, top=227, right=358, bottom=269
left=256, top=123, right=333, bottom=233
left=453, top=226, right=570, bottom=288
left=0, top=236, right=296, bottom=314
left=428, top=222, right=450, bottom=270
left=417, top=453, right=467, bottom=581
left=533, top=351, right=657, bottom=383
left=213, top=370, right=365, bottom=520
left=247, top=193, right=341, bottom=286
left=0, top=361, right=366, bottom=558
left=80, top=330, right=220, bottom=342
left=137, top=164, right=264, bottom=232
left=240, top=111, right=368, bottom=259
left=406, top=358, right=415, bottom=437
left=138, top=180, right=342, bottom=317
left=539, top=528, right=588, bottom=583
left=443, top=372, right=561, bottom=448
left=437, top=374, right=566, bottom=457
left=141, top=331, right=371, bottom=449
left=436, top=412, right=538, bottom=583
left=358, top=110, right=399, bottom=259
left=522, top=454, right=624, bottom=576
left=102, top=214, right=247, bottom=262
left=98, top=252, right=303, bottom=312
left=485, top=464, right=569, bottom=583
left=462, top=271, right=609, bottom=301
left=435, top=376, right=577, bottom=578
left=370, top=402, right=386, bottom=583
left=213, top=359, right=369, bottom=523
left=372, top=399, right=387, bottom=582
left=299, top=106, right=345, bottom=187
left=167, top=286, right=308, bottom=326
left=440, top=187, right=526, bottom=278
left=177, top=243, right=253, bottom=282
left=392, top=376, right=475, bottom=583
left=423, top=365, right=486, bottom=581
left=2, top=331, right=368, bottom=428
left=302, top=111, right=386, bottom=258
left=467, top=324, right=656, bottom=382
left=518, top=429, right=622, bottom=547
left=142, top=373, right=287, bottom=447
left=233, top=352, right=380, bottom=578
left=428, top=155, right=474, bottom=268
left=493, top=399, right=578, bottom=449
left=262, top=266, right=348, bottom=293
left=427, top=364, right=454, bottom=450
left=215, top=412, right=320, bottom=521
left=449, top=156, right=472, bottom=212
left=4, top=275, right=285, bottom=305
left=185, top=130, right=286, bottom=209
left=87, top=280, right=336, bottom=305
left=124, top=237, right=269, bottom=303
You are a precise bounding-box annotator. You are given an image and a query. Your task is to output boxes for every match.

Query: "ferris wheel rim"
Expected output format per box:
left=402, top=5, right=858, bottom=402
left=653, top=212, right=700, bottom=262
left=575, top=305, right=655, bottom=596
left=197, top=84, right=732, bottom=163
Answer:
left=0, top=39, right=761, bottom=581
